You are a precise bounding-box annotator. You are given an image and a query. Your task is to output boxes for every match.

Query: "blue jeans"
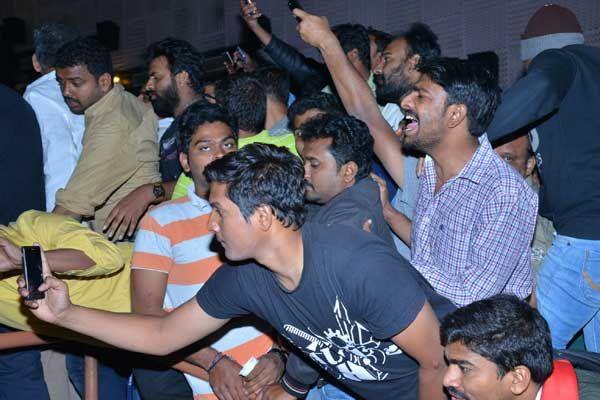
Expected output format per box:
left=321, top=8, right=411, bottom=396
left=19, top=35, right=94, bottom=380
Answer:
left=536, top=235, right=600, bottom=351
left=0, top=325, right=50, bottom=400
left=65, top=344, right=130, bottom=399
left=306, top=383, right=356, bottom=400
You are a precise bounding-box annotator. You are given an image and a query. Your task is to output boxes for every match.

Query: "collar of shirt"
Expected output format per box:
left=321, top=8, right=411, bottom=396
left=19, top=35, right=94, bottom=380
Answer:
left=269, top=117, right=290, bottom=137
left=85, top=83, right=124, bottom=119
left=423, top=137, right=494, bottom=195
left=535, top=387, right=542, bottom=400
left=186, top=181, right=211, bottom=211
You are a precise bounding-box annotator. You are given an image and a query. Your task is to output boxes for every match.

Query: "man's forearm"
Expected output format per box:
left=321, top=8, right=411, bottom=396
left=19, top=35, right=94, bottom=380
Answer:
left=418, top=366, right=446, bottom=400
left=247, top=21, right=273, bottom=47
left=46, top=249, right=95, bottom=272
left=383, top=205, right=412, bottom=245
left=57, top=305, right=179, bottom=355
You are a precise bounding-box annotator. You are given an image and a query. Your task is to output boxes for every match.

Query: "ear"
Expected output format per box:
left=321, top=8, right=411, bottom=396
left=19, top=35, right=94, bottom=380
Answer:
left=179, top=152, right=190, bottom=173
left=408, top=53, right=421, bottom=70
left=32, top=54, right=42, bottom=73
left=341, top=161, right=358, bottom=184
left=175, top=70, right=190, bottom=89
left=346, top=49, right=360, bottom=62
left=525, top=155, right=536, bottom=177
left=507, top=366, right=532, bottom=396
left=98, top=73, right=112, bottom=92
left=252, top=204, right=274, bottom=232
left=446, top=103, right=468, bottom=130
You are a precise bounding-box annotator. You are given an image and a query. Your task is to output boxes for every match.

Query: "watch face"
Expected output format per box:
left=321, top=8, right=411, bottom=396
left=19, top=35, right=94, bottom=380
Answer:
left=153, top=184, right=165, bottom=198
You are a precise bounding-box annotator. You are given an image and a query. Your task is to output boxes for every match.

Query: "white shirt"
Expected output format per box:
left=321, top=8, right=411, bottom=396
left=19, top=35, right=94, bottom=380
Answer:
left=24, top=71, right=85, bottom=211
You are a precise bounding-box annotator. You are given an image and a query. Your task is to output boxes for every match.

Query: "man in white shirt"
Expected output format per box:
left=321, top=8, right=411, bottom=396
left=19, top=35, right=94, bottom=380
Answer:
left=23, top=22, right=84, bottom=212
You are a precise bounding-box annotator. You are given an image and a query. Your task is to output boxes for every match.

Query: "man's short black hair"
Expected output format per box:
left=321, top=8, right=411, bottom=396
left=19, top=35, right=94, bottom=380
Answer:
left=300, top=114, right=374, bottom=180
left=33, top=22, right=79, bottom=70
left=367, top=27, right=393, bottom=54
left=204, top=143, right=306, bottom=229
left=417, top=57, right=501, bottom=137
left=401, top=23, right=441, bottom=61
left=145, top=38, right=207, bottom=94
left=255, top=67, right=290, bottom=105
left=332, top=23, right=371, bottom=71
left=220, top=74, right=266, bottom=134
left=440, top=295, right=553, bottom=385
left=176, top=101, right=238, bottom=154
left=55, top=37, right=113, bottom=79
left=288, top=93, right=344, bottom=129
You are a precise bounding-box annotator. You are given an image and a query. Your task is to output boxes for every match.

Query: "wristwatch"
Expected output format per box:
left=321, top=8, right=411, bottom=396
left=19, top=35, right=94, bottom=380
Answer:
left=153, top=182, right=166, bottom=200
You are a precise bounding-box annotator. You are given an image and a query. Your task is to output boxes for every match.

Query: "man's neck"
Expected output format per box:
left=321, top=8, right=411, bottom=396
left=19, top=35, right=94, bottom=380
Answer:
left=254, top=228, right=304, bottom=291
left=265, top=99, right=288, bottom=130
left=193, top=179, right=209, bottom=199
left=429, top=134, right=479, bottom=190
left=173, top=93, right=201, bottom=117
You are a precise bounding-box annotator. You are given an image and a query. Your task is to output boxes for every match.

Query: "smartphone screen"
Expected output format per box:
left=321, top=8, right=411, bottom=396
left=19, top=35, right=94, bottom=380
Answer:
left=22, top=246, right=45, bottom=300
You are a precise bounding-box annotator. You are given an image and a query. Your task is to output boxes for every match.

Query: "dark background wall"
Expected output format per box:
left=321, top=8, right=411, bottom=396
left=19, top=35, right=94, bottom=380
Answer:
left=2, top=0, right=600, bottom=87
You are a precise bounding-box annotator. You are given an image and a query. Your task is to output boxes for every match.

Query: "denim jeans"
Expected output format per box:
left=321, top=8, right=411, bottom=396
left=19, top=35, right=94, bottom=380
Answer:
left=306, top=383, right=356, bottom=400
left=0, top=325, right=50, bottom=400
left=64, top=344, right=130, bottom=399
left=536, top=234, right=600, bottom=351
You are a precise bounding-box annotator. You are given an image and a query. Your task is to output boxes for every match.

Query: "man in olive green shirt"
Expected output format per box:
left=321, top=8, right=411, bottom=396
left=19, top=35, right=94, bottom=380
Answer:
left=52, top=37, right=160, bottom=233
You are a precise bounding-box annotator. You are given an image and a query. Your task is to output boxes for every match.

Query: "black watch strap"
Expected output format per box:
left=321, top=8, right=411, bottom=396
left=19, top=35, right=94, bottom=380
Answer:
left=153, top=182, right=166, bottom=199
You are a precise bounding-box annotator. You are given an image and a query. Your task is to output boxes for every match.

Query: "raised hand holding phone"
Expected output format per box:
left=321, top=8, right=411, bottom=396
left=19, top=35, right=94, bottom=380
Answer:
left=18, top=244, right=73, bottom=325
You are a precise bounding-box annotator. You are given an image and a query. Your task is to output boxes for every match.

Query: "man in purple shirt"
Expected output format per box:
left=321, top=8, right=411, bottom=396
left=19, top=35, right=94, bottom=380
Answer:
left=294, top=10, right=537, bottom=307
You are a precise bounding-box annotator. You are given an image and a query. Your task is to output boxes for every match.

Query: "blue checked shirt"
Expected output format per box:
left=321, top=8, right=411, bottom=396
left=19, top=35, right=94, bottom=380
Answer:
left=410, top=139, right=537, bottom=306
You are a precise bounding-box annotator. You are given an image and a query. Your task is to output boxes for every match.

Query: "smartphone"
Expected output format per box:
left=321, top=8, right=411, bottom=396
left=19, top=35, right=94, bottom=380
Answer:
left=236, top=46, right=248, bottom=64
left=288, top=0, right=303, bottom=12
left=22, top=246, right=45, bottom=300
left=224, top=51, right=234, bottom=65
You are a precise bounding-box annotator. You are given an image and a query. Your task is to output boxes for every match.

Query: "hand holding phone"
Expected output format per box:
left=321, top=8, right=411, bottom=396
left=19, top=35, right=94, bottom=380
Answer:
left=22, top=246, right=44, bottom=300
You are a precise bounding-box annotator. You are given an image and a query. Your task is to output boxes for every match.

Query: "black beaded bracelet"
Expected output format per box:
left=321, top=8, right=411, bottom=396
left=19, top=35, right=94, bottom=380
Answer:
left=268, top=347, right=288, bottom=364
left=206, top=352, right=229, bottom=373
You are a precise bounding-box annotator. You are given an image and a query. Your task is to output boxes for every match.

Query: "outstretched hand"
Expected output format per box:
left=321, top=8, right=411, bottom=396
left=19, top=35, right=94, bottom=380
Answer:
left=17, top=245, right=72, bottom=325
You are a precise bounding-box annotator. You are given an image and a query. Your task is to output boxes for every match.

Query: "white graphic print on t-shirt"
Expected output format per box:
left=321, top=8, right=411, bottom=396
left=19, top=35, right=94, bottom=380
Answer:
left=282, top=296, right=403, bottom=382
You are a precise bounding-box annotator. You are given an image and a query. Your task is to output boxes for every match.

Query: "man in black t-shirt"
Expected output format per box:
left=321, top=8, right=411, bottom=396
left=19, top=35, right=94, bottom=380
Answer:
left=20, top=144, right=450, bottom=400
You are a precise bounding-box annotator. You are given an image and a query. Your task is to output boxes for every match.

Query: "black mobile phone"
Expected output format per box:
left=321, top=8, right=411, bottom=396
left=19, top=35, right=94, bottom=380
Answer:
left=288, top=0, right=303, bottom=21
left=22, top=246, right=45, bottom=300
left=288, top=0, right=303, bottom=12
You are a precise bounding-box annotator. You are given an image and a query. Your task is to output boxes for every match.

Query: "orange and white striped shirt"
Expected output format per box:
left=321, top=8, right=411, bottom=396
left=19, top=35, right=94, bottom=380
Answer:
left=132, top=184, right=274, bottom=399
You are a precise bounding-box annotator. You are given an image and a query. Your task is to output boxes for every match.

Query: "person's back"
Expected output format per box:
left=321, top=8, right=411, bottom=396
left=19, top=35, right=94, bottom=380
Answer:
left=485, top=4, right=600, bottom=353
left=0, top=84, right=44, bottom=224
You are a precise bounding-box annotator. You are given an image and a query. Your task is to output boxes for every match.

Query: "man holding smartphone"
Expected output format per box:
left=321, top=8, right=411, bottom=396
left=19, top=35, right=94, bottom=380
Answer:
left=20, top=144, right=450, bottom=400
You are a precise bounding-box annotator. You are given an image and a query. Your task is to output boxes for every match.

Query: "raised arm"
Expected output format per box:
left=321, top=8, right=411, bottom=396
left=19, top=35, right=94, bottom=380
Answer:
left=295, top=10, right=405, bottom=187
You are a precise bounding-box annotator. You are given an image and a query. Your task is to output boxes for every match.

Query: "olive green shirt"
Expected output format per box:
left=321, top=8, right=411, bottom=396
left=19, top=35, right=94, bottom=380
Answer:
left=55, top=84, right=160, bottom=232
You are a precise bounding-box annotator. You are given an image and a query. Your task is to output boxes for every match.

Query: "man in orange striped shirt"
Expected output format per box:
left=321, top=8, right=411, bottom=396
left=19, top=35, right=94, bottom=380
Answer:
left=130, top=102, right=284, bottom=400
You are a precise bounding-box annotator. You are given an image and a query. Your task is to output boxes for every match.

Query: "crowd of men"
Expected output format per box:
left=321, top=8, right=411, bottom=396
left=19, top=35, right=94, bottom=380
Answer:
left=1, top=2, right=600, bottom=399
